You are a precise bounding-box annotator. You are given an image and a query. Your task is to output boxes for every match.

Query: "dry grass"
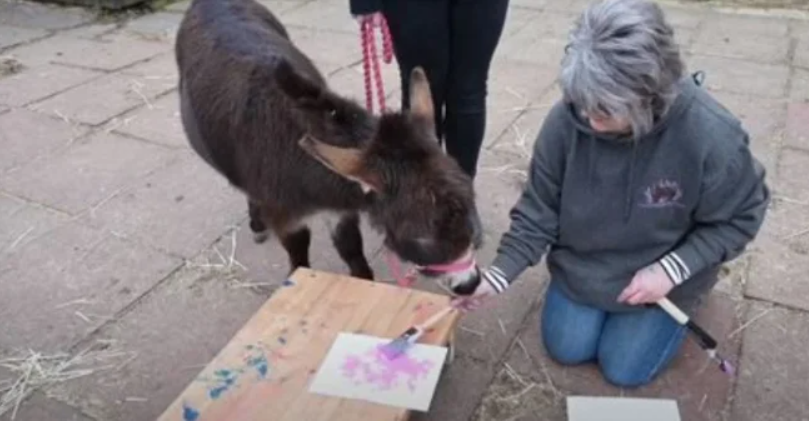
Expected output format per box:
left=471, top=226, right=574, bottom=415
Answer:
left=0, top=342, right=134, bottom=420
left=0, top=56, right=24, bottom=77
left=4, top=226, right=34, bottom=253
left=127, top=80, right=153, bottom=109
left=184, top=227, right=278, bottom=291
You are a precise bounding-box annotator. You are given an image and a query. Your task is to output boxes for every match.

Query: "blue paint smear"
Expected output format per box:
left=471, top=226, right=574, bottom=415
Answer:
left=246, top=354, right=269, bottom=379
left=214, top=369, right=232, bottom=378
left=282, top=279, right=295, bottom=287
left=182, top=403, right=199, bottom=421
left=208, top=369, right=238, bottom=399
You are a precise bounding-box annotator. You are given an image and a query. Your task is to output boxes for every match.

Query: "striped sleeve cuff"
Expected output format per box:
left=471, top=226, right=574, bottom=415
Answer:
left=658, top=252, right=691, bottom=285
left=482, top=266, right=511, bottom=293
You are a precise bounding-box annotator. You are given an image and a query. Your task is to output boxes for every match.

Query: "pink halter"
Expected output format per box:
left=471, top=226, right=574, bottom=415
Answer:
left=384, top=249, right=477, bottom=288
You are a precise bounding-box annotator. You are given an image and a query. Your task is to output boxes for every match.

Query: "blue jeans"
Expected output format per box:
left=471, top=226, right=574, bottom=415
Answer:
left=540, top=281, right=687, bottom=388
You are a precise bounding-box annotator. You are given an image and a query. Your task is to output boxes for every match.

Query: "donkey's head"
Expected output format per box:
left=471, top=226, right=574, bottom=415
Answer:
left=275, top=60, right=482, bottom=290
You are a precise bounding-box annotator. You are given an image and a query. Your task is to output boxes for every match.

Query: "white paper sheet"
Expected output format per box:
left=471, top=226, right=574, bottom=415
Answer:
left=567, top=396, right=681, bottom=421
left=308, top=332, right=448, bottom=412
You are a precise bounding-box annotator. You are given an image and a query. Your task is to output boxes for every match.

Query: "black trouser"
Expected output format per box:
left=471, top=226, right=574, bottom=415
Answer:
left=381, top=0, right=509, bottom=179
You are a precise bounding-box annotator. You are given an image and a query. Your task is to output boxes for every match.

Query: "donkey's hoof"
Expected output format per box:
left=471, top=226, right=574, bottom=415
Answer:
left=253, top=230, right=270, bottom=244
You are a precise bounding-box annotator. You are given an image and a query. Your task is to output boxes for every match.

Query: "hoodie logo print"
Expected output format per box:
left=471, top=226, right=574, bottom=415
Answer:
left=640, top=179, right=683, bottom=208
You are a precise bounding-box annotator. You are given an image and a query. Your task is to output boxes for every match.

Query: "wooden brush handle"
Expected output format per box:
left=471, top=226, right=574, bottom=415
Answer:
left=417, top=306, right=455, bottom=331
left=657, top=297, right=689, bottom=325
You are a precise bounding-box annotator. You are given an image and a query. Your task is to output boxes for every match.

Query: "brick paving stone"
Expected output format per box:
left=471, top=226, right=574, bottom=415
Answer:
left=31, top=58, right=176, bottom=126
left=500, top=8, right=544, bottom=40
left=791, top=68, right=809, bottom=102
left=477, top=292, right=742, bottom=420
left=542, top=0, right=593, bottom=14
left=27, top=73, right=150, bottom=125
left=3, top=392, right=92, bottom=421
left=0, top=192, right=68, bottom=254
left=0, top=0, right=93, bottom=31
left=84, top=152, right=245, bottom=259
left=0, top=221, right=181, bottom=352
left=474, top=367, right=566, bottom=421
left=709, top=91, right=785, bottom=177
left=485, top=83, right=559, bottom=152
left=711, top=92, right=786, bottom=142
left=791, top=19, right=809, bottom=41
left=282, top=0, right=357, bottom=33
left=731, top=303, right=809, bottom=420
left=508, top=10, right=576, bottom=41
left=0, top=108, right=88, bottom=173
left=118, top=52, right=178, bottom=92
left=496, top=34, right=568, bottom=71
left=0, top=63, right=102, bottom=107
left=286, top=26, right=362, bottom=75
left=0, top=132, right=176, bottom=214
left=703, top=12, right=789, bottom=38
left=42, top=259, right=284, bottom=420
left=122, top=12, right=183, bottom=43
left=511, top=0, right=547, bottom=10
left=256, top=0, right=310, bottom=16
left=113, top=92, right=186, bottom=148
left=746, top=202, right=809, bottom=310
left=786, top=102, right=809, bottom=150
left=778, top=148, right=809, bottom=203
left=686, top=54, right=790, bottom=98
left=794, top=39, right=809, bottom=69
left=0, top=24, right=48, bottom=50
left=6, top=33, right=168, bottom=71
left=414, top=354, right=497, bottom=420
left=690, top=27, right=790, bottom=64
left=59, top=22, right=119, bottom=40
left=164, top=0, right=191, bottom=12
left=662, top=5, right=705, bottom=30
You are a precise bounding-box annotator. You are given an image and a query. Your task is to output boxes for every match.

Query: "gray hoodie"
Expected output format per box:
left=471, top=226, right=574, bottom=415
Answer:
left=487, top=74, right=770, bottom=312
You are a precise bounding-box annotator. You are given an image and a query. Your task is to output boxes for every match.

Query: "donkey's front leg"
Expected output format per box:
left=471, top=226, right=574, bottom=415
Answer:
left=331, top=212, right=374, bottom=280
left=248, top=199, right=270, bottom=244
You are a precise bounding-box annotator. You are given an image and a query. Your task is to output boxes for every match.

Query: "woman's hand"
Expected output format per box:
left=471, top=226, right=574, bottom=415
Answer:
left=617, top=262, right=675, bottom=305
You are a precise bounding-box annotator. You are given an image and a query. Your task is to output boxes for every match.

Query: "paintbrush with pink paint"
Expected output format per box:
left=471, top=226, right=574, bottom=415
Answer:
left=379, top=306, right=456, bottom=360
left=657, top=297, right=735, bottom=376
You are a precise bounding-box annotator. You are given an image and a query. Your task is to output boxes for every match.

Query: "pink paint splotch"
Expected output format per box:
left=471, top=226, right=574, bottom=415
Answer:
left=340, top=346, right=434, bottom=392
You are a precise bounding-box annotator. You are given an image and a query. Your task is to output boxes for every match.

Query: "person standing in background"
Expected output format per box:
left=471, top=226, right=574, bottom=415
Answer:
left=349, top=0, right=510, bottom=180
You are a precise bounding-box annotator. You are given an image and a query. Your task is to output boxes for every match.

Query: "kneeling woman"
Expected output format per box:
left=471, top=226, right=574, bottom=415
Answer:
left=460, top=0, right=770, bottom=388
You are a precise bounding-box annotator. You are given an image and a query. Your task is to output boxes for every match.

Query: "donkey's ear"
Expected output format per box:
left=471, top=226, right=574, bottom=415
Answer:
left=298, top=135, right=381, bottom=193
left=408, top=67, right=434, bottom=125
left=274, top=59, right=322, bottom=103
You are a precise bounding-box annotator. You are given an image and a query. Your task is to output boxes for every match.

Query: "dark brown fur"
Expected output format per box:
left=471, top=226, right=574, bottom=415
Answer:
left=175, top=0, right=481, bottom=283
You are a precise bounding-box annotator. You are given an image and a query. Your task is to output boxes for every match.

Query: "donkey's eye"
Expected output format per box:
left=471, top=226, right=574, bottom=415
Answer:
left=328, top=109, right=337, bottom=117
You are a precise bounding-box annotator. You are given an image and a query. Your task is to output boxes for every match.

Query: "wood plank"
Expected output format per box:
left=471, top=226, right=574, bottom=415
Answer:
left=159, top=269, right=334, bottom=420
left=158, top=268, right=458, bottom=421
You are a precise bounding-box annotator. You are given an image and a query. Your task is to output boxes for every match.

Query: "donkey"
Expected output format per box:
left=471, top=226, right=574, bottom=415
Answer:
left=175, top=0, right=483, bottom=292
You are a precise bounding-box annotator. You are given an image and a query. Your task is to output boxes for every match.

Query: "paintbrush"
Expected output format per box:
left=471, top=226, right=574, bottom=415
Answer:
left=378, top=305, right=455, bottom=360
left=656, top=297, right=735, bottom=376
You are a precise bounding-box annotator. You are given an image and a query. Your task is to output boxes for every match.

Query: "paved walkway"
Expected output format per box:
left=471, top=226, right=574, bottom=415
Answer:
left=1, top=0, right=808, bottom=419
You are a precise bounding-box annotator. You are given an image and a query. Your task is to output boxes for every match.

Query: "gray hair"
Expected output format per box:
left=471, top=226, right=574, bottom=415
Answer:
left=560, top=0, right=685, bottom=138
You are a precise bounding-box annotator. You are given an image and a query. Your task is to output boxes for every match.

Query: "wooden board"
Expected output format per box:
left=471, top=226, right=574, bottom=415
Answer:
left=158, top=268, right=461, bottom=421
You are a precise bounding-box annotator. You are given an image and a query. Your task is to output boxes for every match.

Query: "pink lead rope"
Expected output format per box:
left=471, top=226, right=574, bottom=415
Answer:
left=360, top=13, right=393, bottom=114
